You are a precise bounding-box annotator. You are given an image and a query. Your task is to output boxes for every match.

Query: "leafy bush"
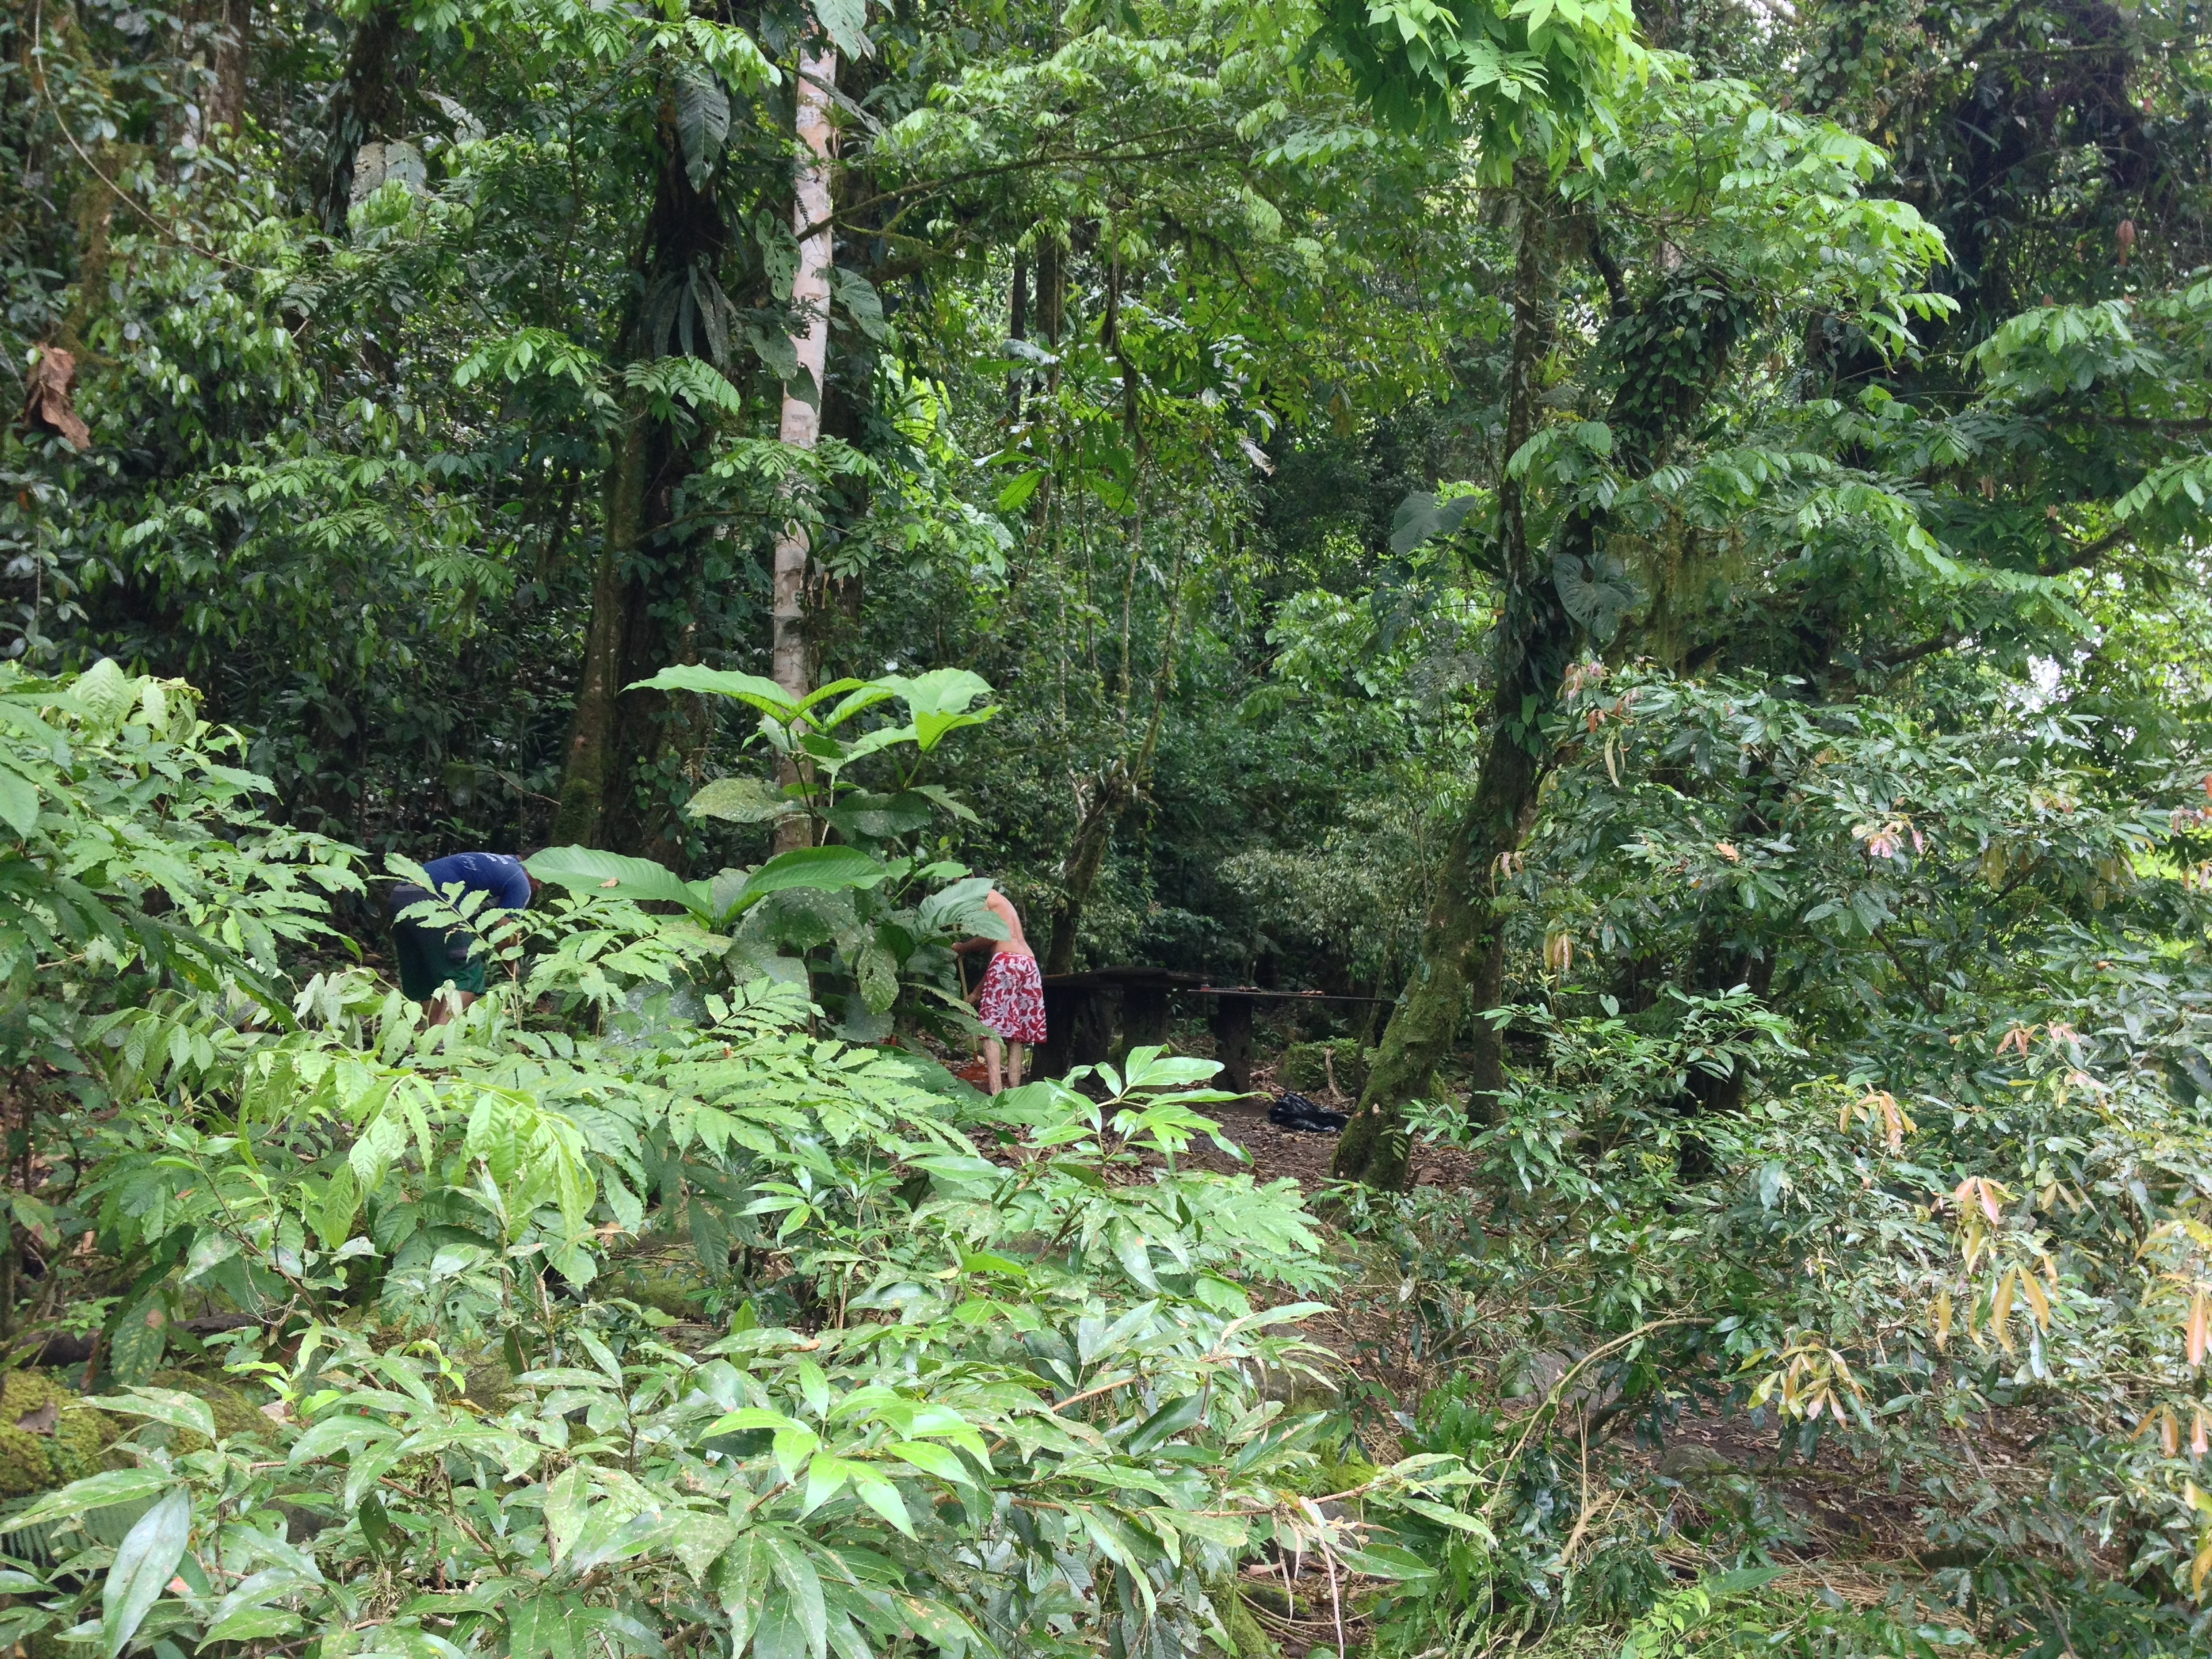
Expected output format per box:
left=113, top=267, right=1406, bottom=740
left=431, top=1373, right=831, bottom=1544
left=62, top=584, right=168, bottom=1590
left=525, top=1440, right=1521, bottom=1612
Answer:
left=529, top=668, right=1007, bottom=1042
left=9, top=1006, right=1472, bottom=1659
left=0, top=680, right=1476, bottom=1658
left=0, top=658, right=360, bottom=1051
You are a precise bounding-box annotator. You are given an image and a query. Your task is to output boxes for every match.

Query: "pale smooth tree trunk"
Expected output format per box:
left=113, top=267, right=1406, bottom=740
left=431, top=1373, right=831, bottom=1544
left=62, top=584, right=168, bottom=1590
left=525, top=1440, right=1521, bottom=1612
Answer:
left=771, top=35, right=837, bottom=853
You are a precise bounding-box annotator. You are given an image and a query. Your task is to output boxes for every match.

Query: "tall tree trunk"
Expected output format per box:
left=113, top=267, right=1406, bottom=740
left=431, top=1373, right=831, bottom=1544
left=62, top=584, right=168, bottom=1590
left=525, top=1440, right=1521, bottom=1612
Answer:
left=769, top=33, right=838, bottom=855
left=1007, top=253, right=1029, bottom=420
left=321, top=1, right=409, bottom=234
left=552, top=419, right=649, bottom=845
left=1044, top=765, right=1130, bottom=975
left=1042, top=521, right=1185, bottom=975
left=552, top=95, right=726, bottom=853
left=1334, top=240, right=1755, bottom=1187
left=1334, top=171, right=1562, bottom=1188
left=205, top=0, right=251, bottom=135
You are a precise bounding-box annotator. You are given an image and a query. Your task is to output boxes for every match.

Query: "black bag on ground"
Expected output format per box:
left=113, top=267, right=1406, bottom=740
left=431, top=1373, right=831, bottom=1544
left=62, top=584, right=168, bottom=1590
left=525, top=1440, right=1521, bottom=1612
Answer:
left=1269, top=1091, right=1348, bottom=1134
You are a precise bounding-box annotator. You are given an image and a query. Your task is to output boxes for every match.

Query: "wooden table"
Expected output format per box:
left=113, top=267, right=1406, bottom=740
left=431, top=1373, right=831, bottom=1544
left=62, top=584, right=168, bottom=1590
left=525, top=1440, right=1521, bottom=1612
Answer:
left=1034, top=968, right=1389, bottom=1091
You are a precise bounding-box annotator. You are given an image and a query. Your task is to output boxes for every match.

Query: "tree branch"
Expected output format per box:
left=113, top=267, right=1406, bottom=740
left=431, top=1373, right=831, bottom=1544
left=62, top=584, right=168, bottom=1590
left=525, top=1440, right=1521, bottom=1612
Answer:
left=2042, top=525, right=2128, bottom=573
left=1872, top=528, right=2132, bottom=671
left=1870, top=628, right=1962, bottom=672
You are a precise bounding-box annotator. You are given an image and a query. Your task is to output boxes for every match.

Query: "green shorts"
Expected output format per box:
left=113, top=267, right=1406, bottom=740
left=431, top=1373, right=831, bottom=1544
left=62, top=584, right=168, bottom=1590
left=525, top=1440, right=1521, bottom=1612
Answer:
left=390, top=884, right=489, bottom=1000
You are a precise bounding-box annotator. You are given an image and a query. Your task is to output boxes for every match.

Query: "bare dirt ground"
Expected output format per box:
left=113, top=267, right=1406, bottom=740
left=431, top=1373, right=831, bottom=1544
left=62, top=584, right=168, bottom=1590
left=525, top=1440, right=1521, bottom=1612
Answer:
left=1137, top=1065, right=1481, bottom=1192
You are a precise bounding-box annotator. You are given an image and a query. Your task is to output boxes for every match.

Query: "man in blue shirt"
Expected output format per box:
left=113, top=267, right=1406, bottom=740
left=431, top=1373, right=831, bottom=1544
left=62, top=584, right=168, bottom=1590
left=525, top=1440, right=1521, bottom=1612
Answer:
left=388, top=851, right=538, bottom=1018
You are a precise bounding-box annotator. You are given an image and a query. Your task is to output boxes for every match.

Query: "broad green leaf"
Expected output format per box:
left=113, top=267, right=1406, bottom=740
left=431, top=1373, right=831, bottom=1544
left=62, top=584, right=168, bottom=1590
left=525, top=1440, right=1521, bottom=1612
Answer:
left=714, top=1535, right=767, bottom=1650
left=897, top=1597, right=978, bottom=1659
left=1392, top=1496, right=1496, bottom=1539
left=886, top=1441, right=974, bottom=1486
left=672, top=1513, right=737, bottom=1581
left=102, top=1486, right=189, bottom=1659
left=1389, top=487, right=1484, bottom=556
left=753, top=1597, right=807, bottom=1659
left=996, top=469, right=1045, bottom=512
left=205, top=1607, right=304, bottom=1643
left=9, top=1469, right=175, bottom=1531
left=72, top=659, right=138, bottom=724
left=87, top=1387, right=217, bottom=1443
left=108, top=1300, right=167, bottom=1386
left=916, top=876, right=1004, bottom=942
left=773, top=1424, right=819, bottom=1483
left=689, top=777, right=802, bottom=823
left=761, top=1534, right=827, bottom=1659
left=1552, top=551, right=1641, bottom=641
left=809, top=0, right=868, bottom=57
left=1125, top=1394, right=1204, bottom=1454
left=849, top=1469, right=914, bottom=1536
left=673, top=64, right=730, bottom=190
left=507, top=1592, right=552, bottom=1659
left=802, top=1452, right=856, bottom=1513
left=881, top=670, right=997, bottom=750
left=527, top=846, right=712, bottom=917
left=628, top=665, right=799, bottom=723
left=733, top=846, right=888, bottom=912
left=703, top=1407, right=803, bottom=1436
left=0, top=764, right=38, bottom=838
left=1335, top=1542, right=1435, bottom=1582
left=545, top=1465, right=590, bottom=1566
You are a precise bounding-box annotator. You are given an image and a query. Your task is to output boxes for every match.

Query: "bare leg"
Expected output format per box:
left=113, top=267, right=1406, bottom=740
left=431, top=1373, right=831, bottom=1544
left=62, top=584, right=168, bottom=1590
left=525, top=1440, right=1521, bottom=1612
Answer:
left=1006, top=1042, right=1025, bottom=1089
left=425, top=988, right=479, bottom=1027
left=983, top=1036, right=1006, bottom=1094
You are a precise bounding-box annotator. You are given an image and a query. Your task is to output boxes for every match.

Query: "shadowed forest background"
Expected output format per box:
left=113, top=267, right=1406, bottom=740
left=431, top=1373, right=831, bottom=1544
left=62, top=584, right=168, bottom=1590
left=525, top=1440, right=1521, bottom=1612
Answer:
left=5, top=0, right=2212, bottom=1651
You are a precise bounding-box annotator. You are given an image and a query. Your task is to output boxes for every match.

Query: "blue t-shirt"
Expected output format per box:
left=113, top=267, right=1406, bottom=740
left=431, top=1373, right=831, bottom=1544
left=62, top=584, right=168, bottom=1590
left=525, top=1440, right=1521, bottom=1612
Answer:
left=420, top=852, right=533, bottom=912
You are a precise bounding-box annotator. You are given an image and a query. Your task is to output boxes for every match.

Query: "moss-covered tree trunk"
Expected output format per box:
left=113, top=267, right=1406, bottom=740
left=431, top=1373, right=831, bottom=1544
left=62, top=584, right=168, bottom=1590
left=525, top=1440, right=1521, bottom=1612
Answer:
left=1043, top=499, right=1187, bottom=979
left=1334, top=182, right=1561, bottom=1186
left=1330, top=572, right=1575, bottom=1184
left=320, top=1, right=410, bottom=234
left=1044, top=764, right=1130, bottom=976
left=553, top=417, right=649, bottom=846
left=204, top=0, right=252, bottom=136
left=552, top=96, right=726, bottom=853
left=1334, top=218, right=1754, bottom=1187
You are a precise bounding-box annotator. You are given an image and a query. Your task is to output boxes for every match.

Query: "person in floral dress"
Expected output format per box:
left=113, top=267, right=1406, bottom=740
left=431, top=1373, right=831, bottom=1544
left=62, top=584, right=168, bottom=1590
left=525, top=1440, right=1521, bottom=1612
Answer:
left=956, top=887, right=1046, bottom=1093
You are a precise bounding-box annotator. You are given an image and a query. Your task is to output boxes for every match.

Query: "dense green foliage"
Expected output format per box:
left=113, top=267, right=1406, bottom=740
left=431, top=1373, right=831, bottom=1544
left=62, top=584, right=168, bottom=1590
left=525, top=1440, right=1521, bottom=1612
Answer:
left=8, top=0, right=2212, bottom=1650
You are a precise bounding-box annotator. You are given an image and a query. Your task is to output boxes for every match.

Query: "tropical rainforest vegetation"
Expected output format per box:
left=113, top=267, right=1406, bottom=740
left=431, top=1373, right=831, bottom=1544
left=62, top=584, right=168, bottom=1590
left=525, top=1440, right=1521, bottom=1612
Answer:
left=4, top=0, right=2212, bottom=1651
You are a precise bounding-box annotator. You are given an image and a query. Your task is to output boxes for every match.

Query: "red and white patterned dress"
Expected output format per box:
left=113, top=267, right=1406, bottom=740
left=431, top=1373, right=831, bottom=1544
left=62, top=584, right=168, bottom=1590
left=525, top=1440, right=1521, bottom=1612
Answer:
left=977, top=951, right=1047, bottom=1044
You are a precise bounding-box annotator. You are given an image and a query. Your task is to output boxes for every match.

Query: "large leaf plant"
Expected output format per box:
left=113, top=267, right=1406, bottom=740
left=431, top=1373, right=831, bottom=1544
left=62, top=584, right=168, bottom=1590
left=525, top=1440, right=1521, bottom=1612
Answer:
left=527, top=670, right=1008, bottom=1042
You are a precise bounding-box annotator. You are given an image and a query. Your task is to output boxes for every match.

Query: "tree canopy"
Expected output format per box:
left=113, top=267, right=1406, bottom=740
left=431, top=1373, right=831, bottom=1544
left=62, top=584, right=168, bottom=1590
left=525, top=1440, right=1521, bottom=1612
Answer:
left=5, top=0, right=2212, bottom=1649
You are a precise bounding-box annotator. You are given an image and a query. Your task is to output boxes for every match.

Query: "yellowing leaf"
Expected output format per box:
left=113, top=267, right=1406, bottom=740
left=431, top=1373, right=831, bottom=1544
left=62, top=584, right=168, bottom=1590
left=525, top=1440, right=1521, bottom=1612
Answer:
left=2018, top=1269, right=2051, bottom=1332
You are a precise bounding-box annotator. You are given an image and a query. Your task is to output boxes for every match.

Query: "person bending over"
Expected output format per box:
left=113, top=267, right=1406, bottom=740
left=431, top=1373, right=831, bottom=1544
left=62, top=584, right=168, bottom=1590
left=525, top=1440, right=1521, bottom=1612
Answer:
left=389, top=851, right=537, bottom=1022
left=955, top=887, right=1045, bottom=1093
